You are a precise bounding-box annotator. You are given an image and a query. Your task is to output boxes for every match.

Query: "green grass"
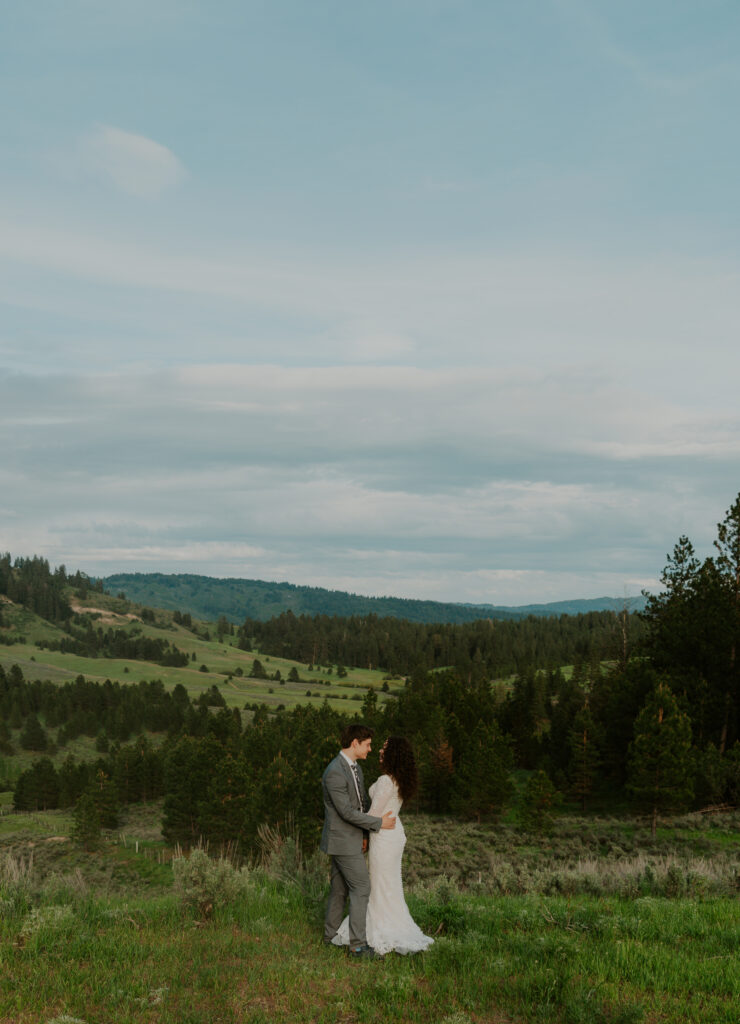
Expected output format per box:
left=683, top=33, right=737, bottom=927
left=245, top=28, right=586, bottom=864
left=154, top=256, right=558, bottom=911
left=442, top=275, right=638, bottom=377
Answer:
left=0, top=592, right=514, bottom=719
left=1, top=872, right=737, bottom=1022
left=0, top=625, right=392, bottom=716
left=1, top=807, right=738, bottom=1022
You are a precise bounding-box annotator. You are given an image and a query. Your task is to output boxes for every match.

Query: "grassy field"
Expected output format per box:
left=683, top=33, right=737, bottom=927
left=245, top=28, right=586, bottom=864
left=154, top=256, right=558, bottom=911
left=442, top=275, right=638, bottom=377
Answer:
left=1, top=805, right=738, bottom=1024
left=0, top=592, right=398, bottom=719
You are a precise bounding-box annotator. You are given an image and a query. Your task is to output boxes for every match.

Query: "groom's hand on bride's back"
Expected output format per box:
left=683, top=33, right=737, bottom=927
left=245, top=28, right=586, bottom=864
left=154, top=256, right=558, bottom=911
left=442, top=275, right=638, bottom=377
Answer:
left=381, top=812, right=396, bottom=829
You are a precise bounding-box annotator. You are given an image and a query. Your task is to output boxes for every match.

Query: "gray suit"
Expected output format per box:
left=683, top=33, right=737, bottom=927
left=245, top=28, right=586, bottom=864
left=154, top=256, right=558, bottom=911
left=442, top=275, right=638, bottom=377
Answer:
left=321, top=753, right=382, bottom=946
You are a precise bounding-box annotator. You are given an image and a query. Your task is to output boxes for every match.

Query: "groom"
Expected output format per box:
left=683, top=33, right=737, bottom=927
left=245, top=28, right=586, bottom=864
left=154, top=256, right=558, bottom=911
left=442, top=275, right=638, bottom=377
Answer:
left=321, top=723, right=396, bottom=958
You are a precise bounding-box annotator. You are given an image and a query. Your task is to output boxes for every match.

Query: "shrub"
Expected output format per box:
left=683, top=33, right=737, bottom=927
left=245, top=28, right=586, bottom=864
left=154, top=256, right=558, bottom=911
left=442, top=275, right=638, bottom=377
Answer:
left=0, top=849, right=33, bottom=918
left=40, top=869, right=89, bottom=905
left=664, top=863, right=686, bottom=898
left=256, top=820, right=328, bottom=909
left=19, top=904, right=75, bottom=940
left=172, top=848, right=249, bottom=919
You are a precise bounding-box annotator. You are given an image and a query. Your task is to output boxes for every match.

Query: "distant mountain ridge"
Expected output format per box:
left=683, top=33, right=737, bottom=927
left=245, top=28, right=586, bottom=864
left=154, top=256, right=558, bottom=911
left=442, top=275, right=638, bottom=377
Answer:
left=101, top=572, right=646, bottom=625
left=467, top=596, right=647, bottom=618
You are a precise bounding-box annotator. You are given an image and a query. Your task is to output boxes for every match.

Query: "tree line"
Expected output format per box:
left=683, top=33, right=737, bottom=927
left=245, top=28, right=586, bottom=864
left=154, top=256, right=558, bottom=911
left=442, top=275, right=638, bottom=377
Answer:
left=3, top=495, right=740, bottom=847
left=237, top=606, right=645, bottom=678
left=0, top=554, right=75, bottom=623
left=37, top=623, right=190, bottom=666
left=100, top=570, right=578, bottom=625
left=0, top=553, right=191, bottom=666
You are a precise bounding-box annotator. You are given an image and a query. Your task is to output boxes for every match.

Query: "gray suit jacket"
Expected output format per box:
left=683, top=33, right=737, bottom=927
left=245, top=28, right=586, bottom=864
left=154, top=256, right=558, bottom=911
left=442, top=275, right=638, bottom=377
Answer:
left=320, top=754, right=382, bottom=855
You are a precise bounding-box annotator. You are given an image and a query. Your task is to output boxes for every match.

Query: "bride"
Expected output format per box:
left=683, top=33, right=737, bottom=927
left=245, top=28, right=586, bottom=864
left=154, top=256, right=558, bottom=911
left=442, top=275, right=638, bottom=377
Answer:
left=332, top=736, right=434, bottom=956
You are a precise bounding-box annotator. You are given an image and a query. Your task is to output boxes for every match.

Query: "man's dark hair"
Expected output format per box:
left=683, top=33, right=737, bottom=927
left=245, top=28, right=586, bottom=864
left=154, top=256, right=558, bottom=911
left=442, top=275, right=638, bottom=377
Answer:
left=340, top=723, right=374, bottom=749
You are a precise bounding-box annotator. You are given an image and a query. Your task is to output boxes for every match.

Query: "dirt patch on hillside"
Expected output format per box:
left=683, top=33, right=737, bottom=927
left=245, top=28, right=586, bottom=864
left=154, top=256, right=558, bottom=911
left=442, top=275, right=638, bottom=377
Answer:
left=70, top=602, right=140, bottom=625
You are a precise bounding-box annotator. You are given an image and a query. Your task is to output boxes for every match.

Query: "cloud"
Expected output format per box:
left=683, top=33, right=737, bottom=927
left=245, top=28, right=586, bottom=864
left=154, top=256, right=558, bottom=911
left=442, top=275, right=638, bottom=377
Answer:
left=339, top=324, right=417, bottom=363
left=76, top=125, right=186, bottom=198
left=4, top=211, right=740, bottom=415
left=1, top=363, right=736, bottom=603
left=2, top=208, right=740, bottom=393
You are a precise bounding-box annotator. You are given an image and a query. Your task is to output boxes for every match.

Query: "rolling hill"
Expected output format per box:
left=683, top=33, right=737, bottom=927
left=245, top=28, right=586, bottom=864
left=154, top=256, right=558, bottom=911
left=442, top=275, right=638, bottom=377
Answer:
left=101, top=571, right=646, bottom=625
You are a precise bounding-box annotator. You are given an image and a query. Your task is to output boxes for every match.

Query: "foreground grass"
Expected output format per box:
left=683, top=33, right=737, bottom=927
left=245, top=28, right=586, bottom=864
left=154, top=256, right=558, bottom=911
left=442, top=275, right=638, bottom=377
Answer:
left=1, top=867, right=738, bottom=1023
left=2, top=806, right=738, bottom=1022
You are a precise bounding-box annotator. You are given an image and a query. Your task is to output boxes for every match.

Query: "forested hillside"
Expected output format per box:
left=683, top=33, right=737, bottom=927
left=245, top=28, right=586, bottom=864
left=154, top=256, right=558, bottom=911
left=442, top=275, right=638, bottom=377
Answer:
left=2, top=493, right=740, bottom=853
left=239, top=607, right=642, bottom=678
left=101, top=570, right=643, bottom=624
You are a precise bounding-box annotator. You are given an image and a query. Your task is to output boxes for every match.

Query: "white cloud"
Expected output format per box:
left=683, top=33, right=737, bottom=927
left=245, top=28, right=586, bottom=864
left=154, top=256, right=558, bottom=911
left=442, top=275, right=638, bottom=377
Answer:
left=2, top=211, right=740, bottom=390
left=339, top=324, right=417, bottom=363
left=76, top=125, right=186, bottom=198
left=0, top=362, right=735, bottom=603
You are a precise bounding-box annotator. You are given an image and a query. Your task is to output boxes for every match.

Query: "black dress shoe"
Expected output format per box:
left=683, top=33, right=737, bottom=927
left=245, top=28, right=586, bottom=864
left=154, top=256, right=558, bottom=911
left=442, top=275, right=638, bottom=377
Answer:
left=348, top=943, right=377, bottom=959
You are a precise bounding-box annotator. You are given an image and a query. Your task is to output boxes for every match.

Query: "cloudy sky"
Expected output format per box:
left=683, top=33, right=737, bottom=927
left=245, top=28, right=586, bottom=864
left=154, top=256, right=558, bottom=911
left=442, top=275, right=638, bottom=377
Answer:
left=2, top=1, right=740, bottom=605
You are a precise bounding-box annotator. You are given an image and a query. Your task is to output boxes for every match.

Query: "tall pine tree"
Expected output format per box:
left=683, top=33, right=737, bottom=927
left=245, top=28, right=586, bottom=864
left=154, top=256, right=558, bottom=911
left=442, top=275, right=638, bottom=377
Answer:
left=627, top=683, right=694, bottom=837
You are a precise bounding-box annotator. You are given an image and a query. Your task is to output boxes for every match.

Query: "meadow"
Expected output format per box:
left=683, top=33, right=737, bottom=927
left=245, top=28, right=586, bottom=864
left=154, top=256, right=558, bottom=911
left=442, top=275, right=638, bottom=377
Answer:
left=2, top=576, right=739, bottom=1022
left=0, top=591, right=397, bottom=726
left=1, top=802, right=738, bottom=1024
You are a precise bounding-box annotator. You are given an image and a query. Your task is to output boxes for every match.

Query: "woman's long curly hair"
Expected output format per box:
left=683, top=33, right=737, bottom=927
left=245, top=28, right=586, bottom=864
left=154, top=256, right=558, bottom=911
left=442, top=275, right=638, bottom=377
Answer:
left=380, top=736, right=418, bottom=802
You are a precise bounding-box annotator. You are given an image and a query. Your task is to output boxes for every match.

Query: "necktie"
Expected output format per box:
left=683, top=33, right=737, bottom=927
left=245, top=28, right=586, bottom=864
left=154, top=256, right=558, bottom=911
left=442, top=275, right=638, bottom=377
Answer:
left=350, top=762, right=362, bottom=805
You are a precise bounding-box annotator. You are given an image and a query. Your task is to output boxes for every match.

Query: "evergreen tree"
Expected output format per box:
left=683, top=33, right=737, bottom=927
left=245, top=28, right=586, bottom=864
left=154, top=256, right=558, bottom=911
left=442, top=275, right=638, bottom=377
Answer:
left=13, top=758, right=59, bottom=810
left=517, top=770, right=562, bottom=832
left=162, top=735, right=225, bottom=846
left=713, top=495, right=740, bottom=752
left=423, top=735, right=455, bottom=813
left=643, top=528, right=737, bottom=750
left=198, top=753, right=255, bottom=848
left=249, top=750, right=296, bottom=827
left=589, top=661, right=658, bottom=785
left=450, top=722, right=514, bottom=821
left=90, top=768, right=119, bottom=829
left=58, top=755, right=91, bottom=808
left=627, top=683, right=694, bottom=837
left=72, top=790, right=102, bottom=850
left=568, top=704, right=601, bottom=811
left=8, top=701, right=23, bottom=731
left=0, top=719, right=14, bottom=755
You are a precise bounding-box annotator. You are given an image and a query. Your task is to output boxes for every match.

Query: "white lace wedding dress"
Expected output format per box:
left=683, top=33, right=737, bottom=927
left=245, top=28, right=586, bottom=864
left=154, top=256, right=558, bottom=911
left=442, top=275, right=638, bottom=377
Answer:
left=332, top=774, right=434, bottom=956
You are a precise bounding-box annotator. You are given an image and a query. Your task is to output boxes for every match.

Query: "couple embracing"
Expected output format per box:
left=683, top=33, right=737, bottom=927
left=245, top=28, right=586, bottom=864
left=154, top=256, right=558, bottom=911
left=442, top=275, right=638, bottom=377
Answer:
left=320, top=723, right=434, bottom=959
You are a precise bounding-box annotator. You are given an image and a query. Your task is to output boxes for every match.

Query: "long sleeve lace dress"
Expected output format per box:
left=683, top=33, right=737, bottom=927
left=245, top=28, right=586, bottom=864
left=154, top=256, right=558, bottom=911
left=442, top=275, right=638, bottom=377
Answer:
left=331, top=774, right=434, bottom=956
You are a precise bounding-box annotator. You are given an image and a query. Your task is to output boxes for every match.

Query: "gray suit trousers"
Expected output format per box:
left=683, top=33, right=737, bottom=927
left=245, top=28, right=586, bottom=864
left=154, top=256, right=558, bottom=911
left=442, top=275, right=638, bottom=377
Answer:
left=324, top=852, right=370, bottom=947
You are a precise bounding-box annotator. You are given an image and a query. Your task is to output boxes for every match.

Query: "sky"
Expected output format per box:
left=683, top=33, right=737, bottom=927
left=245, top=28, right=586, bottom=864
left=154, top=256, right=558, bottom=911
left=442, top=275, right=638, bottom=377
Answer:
left=2, top=0, right=740, bottom=606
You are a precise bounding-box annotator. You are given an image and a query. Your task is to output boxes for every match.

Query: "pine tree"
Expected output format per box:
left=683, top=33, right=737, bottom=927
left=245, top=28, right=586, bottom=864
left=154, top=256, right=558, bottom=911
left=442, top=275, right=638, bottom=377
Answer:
left=20, top=712, right=49, bottom=753
left=91, top=768, right=119, bottom=829
left=73, top=791, right=102, bottom=850
left=424, top=735, right=455, bottom=813
left=568, top=704, right=601, bottom=811
left=713, top=494, right=740, bottom=752
left=162, top=735, right=225, bottom=846
left=628, top=683, right=694, bottom=837
left=517, top=770, right=562, bottom=833
left=0, top=719, right=14, bottom=755
left=13, top=758, right=59, bottom=810
left=450, top=722, right=514, bottom=822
